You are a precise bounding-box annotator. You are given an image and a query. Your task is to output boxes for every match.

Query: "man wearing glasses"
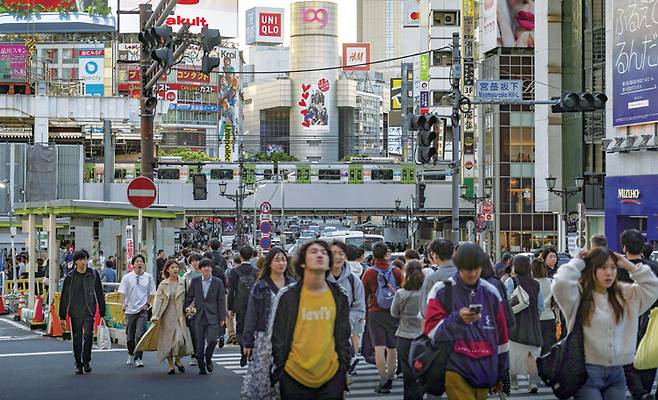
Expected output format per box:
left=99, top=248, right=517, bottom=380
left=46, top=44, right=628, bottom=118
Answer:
left=118, top=254, right=156, bottom=368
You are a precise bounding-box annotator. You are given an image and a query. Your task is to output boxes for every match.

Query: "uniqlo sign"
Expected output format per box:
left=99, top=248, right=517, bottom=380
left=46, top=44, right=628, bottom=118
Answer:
left=246, top=7, right=285, bottom=45
left=259, top=13, right=282, bottom=37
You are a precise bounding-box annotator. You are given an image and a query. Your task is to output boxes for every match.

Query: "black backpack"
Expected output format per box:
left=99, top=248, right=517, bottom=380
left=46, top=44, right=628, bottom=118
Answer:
left=409, top=280, right=453, bottom=396
left=234, top=267, right=257, bottom=313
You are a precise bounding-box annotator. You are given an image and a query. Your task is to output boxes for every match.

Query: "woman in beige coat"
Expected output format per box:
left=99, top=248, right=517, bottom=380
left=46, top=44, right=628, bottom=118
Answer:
left=141, top=259, right=194, bottom=374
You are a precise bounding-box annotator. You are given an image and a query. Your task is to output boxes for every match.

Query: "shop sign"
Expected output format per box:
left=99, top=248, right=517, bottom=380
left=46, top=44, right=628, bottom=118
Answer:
left=618, top=188, right=641, bottom=200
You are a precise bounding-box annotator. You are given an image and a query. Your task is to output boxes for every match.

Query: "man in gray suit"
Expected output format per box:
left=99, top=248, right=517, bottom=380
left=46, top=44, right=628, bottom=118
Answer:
left=184, top=259, right=226, bottom=375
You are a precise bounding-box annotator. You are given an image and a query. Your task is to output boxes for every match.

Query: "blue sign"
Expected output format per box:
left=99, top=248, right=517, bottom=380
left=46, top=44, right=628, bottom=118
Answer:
left=84, top=61, right=98, bottom=75
left=420, top=90, right=429, bottom=108
left=476, top=80, right=523, bottom=101
left=260, top=221, right=272, bottom=235
left=259, top=236, right=272, bottom=250
left=168, top=103, right=220, bottom=113
left=612, top=0, right=658, bottom=127
left=85, top=84, right=104, bottom=97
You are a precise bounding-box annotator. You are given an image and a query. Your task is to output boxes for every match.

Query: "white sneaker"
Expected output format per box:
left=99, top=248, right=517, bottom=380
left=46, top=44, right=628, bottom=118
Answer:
left=126, top=355, right=135, bottom=365
left=189, top=357, right=197, bottom=367
left=135, top=359, right=144, bottom=368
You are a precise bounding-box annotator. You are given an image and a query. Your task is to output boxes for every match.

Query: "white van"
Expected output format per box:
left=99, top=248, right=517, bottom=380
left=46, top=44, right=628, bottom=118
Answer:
left=318, top=231, right=385, bottom=257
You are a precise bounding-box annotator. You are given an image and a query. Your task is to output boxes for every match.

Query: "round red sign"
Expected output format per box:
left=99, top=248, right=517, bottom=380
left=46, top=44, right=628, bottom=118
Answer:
left=465, top=160, right=474, bottom=170
left=127, top=177, right=157, bottom=209
left=165, top=91, right=176, bottom=101
left=481, top=201, right=494, bottom=214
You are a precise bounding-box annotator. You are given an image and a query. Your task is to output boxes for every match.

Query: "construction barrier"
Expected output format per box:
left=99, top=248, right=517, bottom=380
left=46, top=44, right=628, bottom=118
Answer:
left=3, top=277, right=47, bottom=296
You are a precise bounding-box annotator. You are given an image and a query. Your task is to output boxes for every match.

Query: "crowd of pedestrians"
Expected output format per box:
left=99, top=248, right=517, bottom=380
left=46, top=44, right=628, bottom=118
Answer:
left=54, top=228, right=658, bottom=400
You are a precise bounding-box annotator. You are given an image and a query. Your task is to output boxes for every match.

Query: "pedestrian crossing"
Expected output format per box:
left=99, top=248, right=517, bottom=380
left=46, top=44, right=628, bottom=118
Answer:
left=211, top=351, right=560, bottom=399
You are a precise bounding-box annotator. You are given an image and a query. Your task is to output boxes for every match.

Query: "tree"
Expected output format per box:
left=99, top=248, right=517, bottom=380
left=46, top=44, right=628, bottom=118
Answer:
left=253, top=152, right=298, bottom=162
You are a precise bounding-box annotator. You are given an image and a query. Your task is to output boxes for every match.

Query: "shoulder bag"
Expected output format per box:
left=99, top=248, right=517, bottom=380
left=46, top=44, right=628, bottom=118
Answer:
left=509, top=277, right=530, bottom=314
left=537, top=300, right=588, bottom=399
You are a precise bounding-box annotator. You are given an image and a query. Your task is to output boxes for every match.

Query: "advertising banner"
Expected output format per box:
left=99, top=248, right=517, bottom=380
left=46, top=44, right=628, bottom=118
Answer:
left=118, top=0, right=238, bottom=36
left=420, top=53, right=429, bottom=81
left=402, top=0, right=420, bottom=27
left=78, top=47, right=104, bottom=96
left=0, top=44, right=27, bottom=80
left=612, top=0, right=658, bottom=127
left=390, top=78, right=402, bottom=110
left=246, top=7, right=284, bottom=45
left=298, top=78, right=331, bottom=129
left=481, top=0, right=535, bottom=53
left=342, top=43, right=371, bottom=71
left=223, top=123, right=233, bottom=162
left=217, top=47, right=240, bottom=129
left=462, top=0, right=476, bottom=179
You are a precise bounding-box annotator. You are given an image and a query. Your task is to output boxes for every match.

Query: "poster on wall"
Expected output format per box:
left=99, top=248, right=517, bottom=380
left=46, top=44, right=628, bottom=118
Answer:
left=299, top=78, right=330, bottom=129
left=0, top=44, right=27, bottom=80
left=612, top=0, right=658, bottom=127
left=390, top=78, right=402, bottom=110
left=481, top=0, right=534, bottom=53
left=78, top=47, right=104, bottom=96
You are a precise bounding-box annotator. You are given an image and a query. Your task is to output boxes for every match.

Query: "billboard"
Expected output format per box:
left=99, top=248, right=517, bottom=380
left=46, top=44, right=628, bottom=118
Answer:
left=78, top=47, right=104, bottom=96
left=0, top=44, right=27, bottom=80
left=246, top=7, right=284, bottom=45
left=217, top=47, right=240, bottom=128
left=481, top=0, right=534, bottom=53
left=118, top=0, right=238, bottom=36
left=299, top=78, right=331, bottom=129
left=342, top=43, right=370, bottom=71
left=0, top=0, right=106, bottom=13
left=402, top=0, right=420, bottom=27
left=612, top=0, right=658, bottom=127
left=390, top=78, right=402, bottom=110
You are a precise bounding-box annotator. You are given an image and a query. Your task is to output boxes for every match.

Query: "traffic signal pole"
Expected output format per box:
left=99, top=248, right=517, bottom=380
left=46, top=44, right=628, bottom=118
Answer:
left=450, top=33, right=462, bottom=244
left=139, top=3, right=155, bottom=180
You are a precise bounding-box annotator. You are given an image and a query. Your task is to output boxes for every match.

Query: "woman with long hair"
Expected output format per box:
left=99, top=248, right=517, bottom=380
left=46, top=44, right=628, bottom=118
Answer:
left=390, top=260, right=425, bottom=400
left=241, top=248, right=294, bottom=399
left=541, top=246, right=559, bottom=278
left=553, top=248, right=658, bottom=399
left=149, top=259, right=194, bottom=374
left=531, top=257, right=557, bottom=355
left=505, top=255, right=544, bottom=393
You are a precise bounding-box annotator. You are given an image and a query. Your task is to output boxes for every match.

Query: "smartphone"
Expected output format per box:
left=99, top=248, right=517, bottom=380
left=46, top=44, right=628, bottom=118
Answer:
left=469, top=304, right=482, bottom=314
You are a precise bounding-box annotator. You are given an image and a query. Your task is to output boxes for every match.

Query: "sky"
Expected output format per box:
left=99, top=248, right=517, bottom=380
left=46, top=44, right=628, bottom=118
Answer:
left=235, top=0, right=357, bottom=48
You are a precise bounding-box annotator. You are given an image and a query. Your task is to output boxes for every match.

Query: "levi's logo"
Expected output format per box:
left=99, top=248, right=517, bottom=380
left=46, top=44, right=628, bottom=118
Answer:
left=301, top=307, right=331, bottom=321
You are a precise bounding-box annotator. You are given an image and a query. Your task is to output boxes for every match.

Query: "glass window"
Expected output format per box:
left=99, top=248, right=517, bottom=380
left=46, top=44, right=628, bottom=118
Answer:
left=371, top=169, right=393, bottom=181
left=432, top=51, right=452, bottom=66
left=318, top=169, right=341, bottom=181
left=158, top=168, right=181, bottom=180
left=210, top=169, right=233, bottom=180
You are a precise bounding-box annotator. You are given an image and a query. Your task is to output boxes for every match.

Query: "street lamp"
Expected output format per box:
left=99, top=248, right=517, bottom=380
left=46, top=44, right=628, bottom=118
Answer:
left=460, top=184, right=493, bottom=235
left=218, top=180, right=254, bottom=247
left=545, top=175, right=584, bottom=253
left=0, top=179, right=17, bottom=294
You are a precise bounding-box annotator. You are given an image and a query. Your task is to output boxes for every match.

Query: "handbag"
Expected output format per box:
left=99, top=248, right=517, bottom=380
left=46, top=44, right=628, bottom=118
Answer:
left=96, top=319, right=112, bottom=350
left=509, top=277, right=530, bottom=314
left=409, top=280, right=453, bottom=396
left=634, top=307, right=658, bottom=370
left=537, top=301, right=588, bottom=399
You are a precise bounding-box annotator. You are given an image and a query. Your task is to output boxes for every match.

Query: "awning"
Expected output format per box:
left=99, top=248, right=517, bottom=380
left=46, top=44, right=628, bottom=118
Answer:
left=0, top=13, right=116, bottom=33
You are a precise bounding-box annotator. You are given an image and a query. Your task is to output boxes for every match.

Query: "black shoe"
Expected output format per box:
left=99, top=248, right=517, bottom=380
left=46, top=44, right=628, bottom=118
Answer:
left=206, top=357, right=214, bottom=372
left=175, top=361, right=185, bottom=373
left=349, top=358, right=360, bottom=374
left=240, top=353, right=247, bottom=367
left=383, top=379, right=393, bottom=390
left=75, top=365, right=84, bottom=375
left=168, top=369, right=175, bottom=375
left=83, top=363, right=92, bottom=373
left=217, top=336, right=225, bottom=349
left=198, top=368, right=207, bottom=375
left=374, top=382, right=390, bottom=394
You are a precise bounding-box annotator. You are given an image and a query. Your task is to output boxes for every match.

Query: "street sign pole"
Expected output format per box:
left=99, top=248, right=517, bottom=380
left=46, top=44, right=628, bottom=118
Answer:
left=137, top=208, right=143, bottom=254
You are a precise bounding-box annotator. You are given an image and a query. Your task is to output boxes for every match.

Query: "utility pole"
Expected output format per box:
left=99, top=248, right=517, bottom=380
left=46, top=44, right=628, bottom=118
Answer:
left=139, top=3, right=155, bottom=180
left=450, top=32, right=462, bottom=244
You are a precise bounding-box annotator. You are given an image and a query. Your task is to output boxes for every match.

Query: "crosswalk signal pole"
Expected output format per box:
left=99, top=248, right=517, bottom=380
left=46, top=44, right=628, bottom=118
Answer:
left=451, top=32, right=462, bottom=244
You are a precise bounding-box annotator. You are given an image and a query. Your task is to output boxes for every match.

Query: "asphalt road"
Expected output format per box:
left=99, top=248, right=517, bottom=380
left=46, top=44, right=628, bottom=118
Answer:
left=0, top=317, right=243, bottom=400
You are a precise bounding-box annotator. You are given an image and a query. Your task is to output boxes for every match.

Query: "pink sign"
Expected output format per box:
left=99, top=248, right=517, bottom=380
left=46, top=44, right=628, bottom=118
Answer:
left=0, top=44, right=27, bottom=79
left=302, top=8, right=328, bottom=28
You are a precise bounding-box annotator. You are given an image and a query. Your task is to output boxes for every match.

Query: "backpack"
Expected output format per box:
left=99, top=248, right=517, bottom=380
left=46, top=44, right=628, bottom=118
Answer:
left=347, top=274, right=357, bottom=306
left=409, top=280, right=453, bottom=396
left=234, top=267, right=257, bottom=313
left=375, top=266, right=399, bottom=310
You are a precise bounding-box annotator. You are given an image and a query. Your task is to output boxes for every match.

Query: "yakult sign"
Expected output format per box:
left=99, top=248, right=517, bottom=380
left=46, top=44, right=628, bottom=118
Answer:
left=246, top=7, right=284, bottom=45
left=119, top=0, right=238, bottom=36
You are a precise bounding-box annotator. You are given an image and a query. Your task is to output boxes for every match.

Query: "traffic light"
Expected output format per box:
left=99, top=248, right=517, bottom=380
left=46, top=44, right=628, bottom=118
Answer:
left=411, top=114, right=441, bottom=164
left=416, top=182, right=427, bottom=209
left=200, top=27, right=221, bottom=53
left=551, top=92, right=608, bottom=113
left=201, top=56, right=221, bottom=74
left=192, top=174, right=207, bottom=200
left=151, top=48, right=175, bottom=68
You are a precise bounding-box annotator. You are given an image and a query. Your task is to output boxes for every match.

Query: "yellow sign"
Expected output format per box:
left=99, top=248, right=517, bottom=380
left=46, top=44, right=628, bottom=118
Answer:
left=224, top=124, right=233, bottom=162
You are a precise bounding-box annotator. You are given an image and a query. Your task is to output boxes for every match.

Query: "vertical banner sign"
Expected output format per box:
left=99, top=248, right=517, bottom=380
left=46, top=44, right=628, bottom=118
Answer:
left=390, top=78, right=402, bottom=110
left=126, top=225, right=134, bottom=273
left=24, top=37, right=36, bottom=83
left=612, top=0, right=658, bottom=127
left=223, top=124, right=233, bottom=162
left=299, top=78, right=331, bottom=129
left=461, top=0, right=476, bottom=180
left=420, top=53, right=430, bottom=114
left=420, top=53, right=429, bottom=81
left=79, top=47, right=105, bottom=96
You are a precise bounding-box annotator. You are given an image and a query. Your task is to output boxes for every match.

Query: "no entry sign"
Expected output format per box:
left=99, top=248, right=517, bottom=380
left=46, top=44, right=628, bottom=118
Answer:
left=127, top=177, right=157, bottom=209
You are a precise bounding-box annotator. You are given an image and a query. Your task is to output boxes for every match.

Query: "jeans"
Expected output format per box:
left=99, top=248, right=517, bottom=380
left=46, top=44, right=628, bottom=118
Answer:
left=71, top=316, right=94, bottom=367
left=125, top=309, right=148, bottom=359
left=575, top=364, right=627, bottom=400
left=396, top=337, right=422, bottom=400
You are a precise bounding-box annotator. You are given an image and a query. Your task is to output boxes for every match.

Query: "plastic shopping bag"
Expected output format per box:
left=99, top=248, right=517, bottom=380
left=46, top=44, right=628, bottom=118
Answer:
left=634, top=308, right=658, bottom=370
left=96, top=319, right=112, bottom=350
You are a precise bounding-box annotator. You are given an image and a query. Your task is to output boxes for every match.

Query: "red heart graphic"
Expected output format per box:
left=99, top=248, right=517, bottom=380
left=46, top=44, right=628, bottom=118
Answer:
left=302, top=92, right=309, bottom=100
left=300, top=109, right=308, bottom=116
left=302, top=120, right=311, bottom=127
left=298, top=100, right=306, bottom=107
left=302, top=84, right=310, bottom=92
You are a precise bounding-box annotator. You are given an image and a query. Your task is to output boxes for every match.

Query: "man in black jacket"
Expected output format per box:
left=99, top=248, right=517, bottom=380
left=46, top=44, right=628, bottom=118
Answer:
left=59, top=250, right=106, bottom=375
left=184, top=259, right=226, bottom=375
left=208, top=239, right=227, bottom=271
left=269, top=240, right=351, bottom=398
left=227, top=245, right=258, bottom=365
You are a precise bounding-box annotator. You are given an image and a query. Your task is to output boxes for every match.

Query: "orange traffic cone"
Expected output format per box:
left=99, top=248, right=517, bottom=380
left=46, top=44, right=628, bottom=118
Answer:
left=0, top=294, right=7, bottom=315
left=16, top=294, right=25, bottom=319
left=32, top=296, right=44, bottom=323
left=46, top=304, right=63, bottom=337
